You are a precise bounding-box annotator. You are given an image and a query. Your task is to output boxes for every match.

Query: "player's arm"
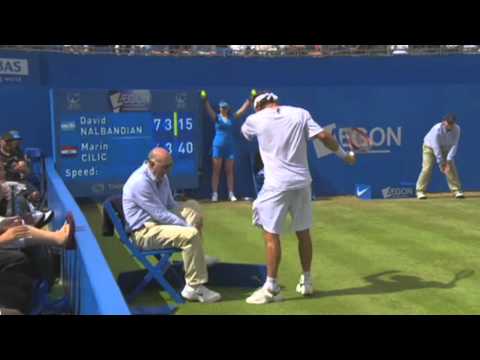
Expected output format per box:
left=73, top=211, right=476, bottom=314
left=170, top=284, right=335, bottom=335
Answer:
left=432, top=133, right=448, bottom=173
left=201, top=92, right=217, bottom=122
left=241, top=117, right=256, bottom=141
left=234, top=99, right=252, bottom=120
left=445, top=127, right=461, bottom=172
left=314, top=131, right=356, bottom=165
left=235, top=89, right=257, bottom=119
left=165, top=177, right=181, bottom=212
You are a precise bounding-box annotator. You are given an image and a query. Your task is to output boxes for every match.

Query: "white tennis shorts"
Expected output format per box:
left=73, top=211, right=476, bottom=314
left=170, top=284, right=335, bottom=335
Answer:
left=252, top=186, right=312, bottom=235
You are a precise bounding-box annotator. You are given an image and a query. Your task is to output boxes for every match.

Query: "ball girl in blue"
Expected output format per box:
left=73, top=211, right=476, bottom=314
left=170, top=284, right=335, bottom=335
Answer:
left=202, top=93, right=251, bottom=202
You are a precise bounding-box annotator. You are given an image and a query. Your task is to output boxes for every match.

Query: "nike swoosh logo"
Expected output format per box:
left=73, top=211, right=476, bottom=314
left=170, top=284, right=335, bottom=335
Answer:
left=357, top=189, right=369, bottom=197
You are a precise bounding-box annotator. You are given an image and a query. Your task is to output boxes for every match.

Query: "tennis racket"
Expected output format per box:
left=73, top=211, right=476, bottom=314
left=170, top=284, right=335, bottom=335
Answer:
left=344, top=127, right=373, bottom=153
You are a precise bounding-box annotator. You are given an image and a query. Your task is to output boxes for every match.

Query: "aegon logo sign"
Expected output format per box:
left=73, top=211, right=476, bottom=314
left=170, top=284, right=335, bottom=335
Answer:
left=381, top=187, right=414, bottom=199
left=109, top=90, right=152, bottom=112
left=313, top=123, right=402, bottom=159
left=0, top=58, right=29, bottom=76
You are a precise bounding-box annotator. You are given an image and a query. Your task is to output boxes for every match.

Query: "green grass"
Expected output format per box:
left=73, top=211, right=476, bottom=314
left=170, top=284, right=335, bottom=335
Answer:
left=81, top=192, right=480, bottom=315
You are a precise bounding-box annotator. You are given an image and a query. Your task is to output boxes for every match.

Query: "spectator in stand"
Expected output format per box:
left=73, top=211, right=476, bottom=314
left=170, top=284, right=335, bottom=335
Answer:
left=0, top=131, right=41, bottom=205
left=390, top=45, right=409, bottom=55
left=308, top=45, right=324, bottom=57
left=0, top=163, right=53, bottom=226
left=192, top=45, right=216, bottom=56
left=254, top=45, right=278, bottom=55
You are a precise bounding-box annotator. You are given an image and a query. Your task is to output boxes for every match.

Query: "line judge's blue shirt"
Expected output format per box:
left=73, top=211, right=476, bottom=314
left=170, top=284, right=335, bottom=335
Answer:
left=213, top=113, right=235, bottom=147
left=122, top=163, right=188, bottom=232
left=423, top=122, right=461, bottom=165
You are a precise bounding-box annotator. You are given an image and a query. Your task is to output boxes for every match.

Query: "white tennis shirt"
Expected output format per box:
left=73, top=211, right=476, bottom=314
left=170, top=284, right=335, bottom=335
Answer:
left=241, top=105, right=324, bottom=191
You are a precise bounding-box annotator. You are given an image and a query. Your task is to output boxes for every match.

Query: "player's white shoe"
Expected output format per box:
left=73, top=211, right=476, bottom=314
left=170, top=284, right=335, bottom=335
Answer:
left=211, top=193, right=218, bottom=202
left=205, top=255, right=220, bottom=267
left=228, top=192, right=237, bottom=202
left=296, top=275, right=314, bottom=296
left=246, top=287, right=283, bottom=305
left=455, top=192, right=465, bottom=199
left=181, top=285, right=221, bottom=303
left=416, top=191, right=427, bottom=200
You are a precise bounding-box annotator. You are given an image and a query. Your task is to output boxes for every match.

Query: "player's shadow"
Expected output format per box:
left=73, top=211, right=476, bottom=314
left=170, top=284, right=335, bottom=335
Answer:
left=300, top=269, right=474, bottom=300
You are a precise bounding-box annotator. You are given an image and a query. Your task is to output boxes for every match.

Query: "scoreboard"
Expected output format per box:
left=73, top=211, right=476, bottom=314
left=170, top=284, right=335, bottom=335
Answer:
left=50, top=89, right=203, bottom=198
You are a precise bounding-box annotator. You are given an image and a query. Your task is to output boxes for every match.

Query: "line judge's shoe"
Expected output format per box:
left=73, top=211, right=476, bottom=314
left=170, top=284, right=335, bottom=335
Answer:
left=455, top=192, right=465, bottom=199
left=296, top=275, right=314, bottom=296
left=228, top=192, right=238, bottom=202
left=181, top=284, right=221, bottom=303
left=416, top=191, right=427, bottom=200
left=246, top=287, right=283, bottom=305
left=211, top=193, right=218, bottom=202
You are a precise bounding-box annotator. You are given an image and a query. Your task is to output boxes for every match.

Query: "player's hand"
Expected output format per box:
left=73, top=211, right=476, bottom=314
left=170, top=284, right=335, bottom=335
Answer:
left=14, top=161, right=28, bottom=174
left=0, top=216, right=23, bottom=232
left=344, top=151, right=357, bottom=165
left=2, top=225, right=30, bottom=241
left=27, top=191, right=41, bottom=202
left=0, top=184, right=10, bottom=201
left=441, top=163, right=451, bottom=174
left=250, top=89, right=257, bottom=102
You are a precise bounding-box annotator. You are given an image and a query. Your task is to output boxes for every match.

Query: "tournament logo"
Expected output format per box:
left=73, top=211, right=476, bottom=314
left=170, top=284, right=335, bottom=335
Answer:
left=107, top=183, right=124, bottom=191
left=108, top=90, right=152, bottom=112
left=60, top=146, right=79, bottom=157
left=381, top=187, right=414, bottom=199
left=175, top=92, right=187, bottom=109
left=0, top=58, right=29, bottom=76
left=355, top=184, right=371, bottom=200
left=91, top=183, right=105, bottom=194
left=313, top=123, right=403, bottom=159
left=66, top=92, right=81, bottom=111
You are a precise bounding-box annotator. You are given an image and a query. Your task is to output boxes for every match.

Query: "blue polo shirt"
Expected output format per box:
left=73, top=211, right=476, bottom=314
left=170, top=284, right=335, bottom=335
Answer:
left=213, top=114, right=235, bottom=147
left=122, top=163, right=188, bottom=232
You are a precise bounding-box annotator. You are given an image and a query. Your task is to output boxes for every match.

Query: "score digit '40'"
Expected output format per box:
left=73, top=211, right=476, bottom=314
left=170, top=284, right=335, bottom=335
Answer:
left=159, top=141, right=194, bottom=154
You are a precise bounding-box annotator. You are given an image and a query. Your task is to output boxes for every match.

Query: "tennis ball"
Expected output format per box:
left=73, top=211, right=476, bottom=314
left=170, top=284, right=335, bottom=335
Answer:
left=200, top=90, right=207, bottom=99
left=251, top=89, right=257, bottom=97
left=348, top=151, right=355, bottom=157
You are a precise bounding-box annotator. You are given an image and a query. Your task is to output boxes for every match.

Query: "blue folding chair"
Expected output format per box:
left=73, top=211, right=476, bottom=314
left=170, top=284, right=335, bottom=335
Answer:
left=103, top=195, right=185, bottom=305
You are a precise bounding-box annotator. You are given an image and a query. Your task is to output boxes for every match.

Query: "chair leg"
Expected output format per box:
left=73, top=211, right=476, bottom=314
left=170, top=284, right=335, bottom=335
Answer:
left=150, top=271, right=185, bottom=304
left=130, top=254, right=186, bottom=305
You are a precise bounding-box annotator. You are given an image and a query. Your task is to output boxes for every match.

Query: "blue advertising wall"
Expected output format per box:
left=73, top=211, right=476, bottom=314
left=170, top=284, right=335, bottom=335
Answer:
left=1, top=51, right=479, bottom=198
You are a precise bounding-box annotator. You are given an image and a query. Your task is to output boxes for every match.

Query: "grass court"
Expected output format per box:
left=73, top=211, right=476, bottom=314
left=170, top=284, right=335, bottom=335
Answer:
left=82, top=193, right=480, bottom=315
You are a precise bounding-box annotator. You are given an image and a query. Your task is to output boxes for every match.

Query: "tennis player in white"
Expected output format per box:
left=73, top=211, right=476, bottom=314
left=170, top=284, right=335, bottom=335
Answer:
left=241, top=92, right=356, bottom=304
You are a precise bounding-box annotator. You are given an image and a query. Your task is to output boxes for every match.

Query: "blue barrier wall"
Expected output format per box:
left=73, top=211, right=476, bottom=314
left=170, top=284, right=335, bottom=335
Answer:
left=1, top=51, right=479, bottom=199
left=46, top=158, right=130, bottom=314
